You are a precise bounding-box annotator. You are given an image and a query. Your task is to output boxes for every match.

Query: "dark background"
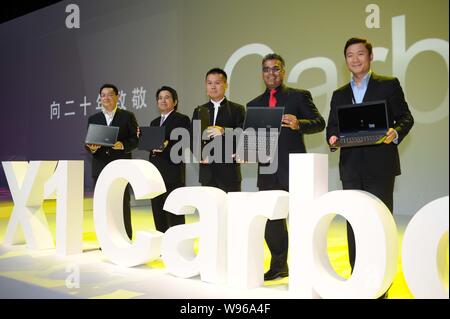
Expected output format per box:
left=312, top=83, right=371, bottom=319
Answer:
left=0, top=1, right=63, bottom=24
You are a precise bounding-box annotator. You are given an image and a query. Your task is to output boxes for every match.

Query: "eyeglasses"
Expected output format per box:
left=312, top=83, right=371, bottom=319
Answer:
left=262, top=66, right=282, bottom=73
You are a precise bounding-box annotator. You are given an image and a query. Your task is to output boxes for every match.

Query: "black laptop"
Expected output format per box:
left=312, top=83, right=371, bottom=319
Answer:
left=237, top=106, right=284, bottom=162
left=333, top=100, right=389, bottom=148
left=138, top=126, right=166, bottom=151
left=84, top=124, right=119, bottom=147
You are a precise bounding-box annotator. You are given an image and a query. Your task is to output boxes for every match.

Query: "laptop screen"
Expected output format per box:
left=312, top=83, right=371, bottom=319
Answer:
left=338, top=101, right=388, bottom=135
left=85, top=124, right=119, bottom=147
left=244, top=107, right=284, bottom=130
left=138, top=126, right=165, bottom=150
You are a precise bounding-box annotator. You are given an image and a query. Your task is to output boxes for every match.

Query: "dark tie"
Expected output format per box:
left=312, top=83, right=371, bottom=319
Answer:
left=269, top=89, right=277, bottom=108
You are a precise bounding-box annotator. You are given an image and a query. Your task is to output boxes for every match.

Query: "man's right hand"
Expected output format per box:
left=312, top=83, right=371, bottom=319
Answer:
left=329, top=136, right=338, bottom=146
left=87, top=144, right=101, bottom=153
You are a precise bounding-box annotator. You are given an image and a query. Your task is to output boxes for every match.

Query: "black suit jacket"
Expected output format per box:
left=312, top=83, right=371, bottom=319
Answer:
left=326, top=73, right=414, bottom=182
left=87, top=108, right=139, bottom=178
left=247, top=85, right=325, bottom=190
left=192, top=98, right=246, bottom=185
left=149, top=111, right=190, bottom=186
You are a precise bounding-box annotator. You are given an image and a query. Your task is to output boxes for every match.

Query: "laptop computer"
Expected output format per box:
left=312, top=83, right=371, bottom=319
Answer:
left=333, top=100, right=389, bottom=148
left=237, top=107, right=284, bottom=162
left=138, top=126, right=166, bottom=151
left=84, top=124, right=119, bottom=147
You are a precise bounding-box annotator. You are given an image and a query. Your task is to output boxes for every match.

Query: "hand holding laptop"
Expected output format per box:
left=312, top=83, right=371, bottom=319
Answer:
left=112, top=141, right=124, bottom=150
left=86, top=144, right=101, bottom=153
left=151, top=140, right=168, bottom=154
left=383, top=128, right=397, bottom=144
left=329, top=135, right=339, bottom=152
left=86, top=140, right=123, bottom=153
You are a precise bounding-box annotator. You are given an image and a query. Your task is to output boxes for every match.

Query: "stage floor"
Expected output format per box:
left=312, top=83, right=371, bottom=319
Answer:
left=0, top=198, right=415, bottom=299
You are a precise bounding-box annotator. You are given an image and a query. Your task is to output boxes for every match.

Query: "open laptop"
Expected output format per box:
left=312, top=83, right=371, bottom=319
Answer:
left=138, top=126, right=166, bottom=151
left=237, top=107, right=284, bottom=162
left=84, top=124, right=119, bottom=147
left=333, top=100, right=389, bottom=148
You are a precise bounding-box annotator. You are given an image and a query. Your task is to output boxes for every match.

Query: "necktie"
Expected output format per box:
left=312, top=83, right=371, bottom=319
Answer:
left=269, top=89, right=277, bottom=108
left=160, top=115, right=165, bottom=126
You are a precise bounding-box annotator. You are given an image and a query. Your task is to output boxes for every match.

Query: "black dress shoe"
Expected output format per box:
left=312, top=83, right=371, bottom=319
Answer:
left=264, top=269, right=289, bottom=281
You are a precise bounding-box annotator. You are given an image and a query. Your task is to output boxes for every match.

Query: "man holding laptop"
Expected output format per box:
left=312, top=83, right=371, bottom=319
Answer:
left=247, top=53, right=325, bottom=281
left=144, top=86, right=190, bottom=233
left=326, top=38, right=414, bottom=296
left=86, top=83, right=139, bottom=240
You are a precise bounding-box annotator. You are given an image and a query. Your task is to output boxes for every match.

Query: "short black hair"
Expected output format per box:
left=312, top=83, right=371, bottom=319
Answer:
left=205, top=68, right=227, bottom=81
left=344, top=37, right=373, bottom=56
left=99, top=83, right=119, bottom=95
left=262, top=53, right=285, bottom=68
left=156, top=86, right=179, bottom=110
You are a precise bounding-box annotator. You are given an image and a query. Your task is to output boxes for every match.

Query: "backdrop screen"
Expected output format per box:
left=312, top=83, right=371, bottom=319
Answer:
left=0, top=0, right=448, bottom=216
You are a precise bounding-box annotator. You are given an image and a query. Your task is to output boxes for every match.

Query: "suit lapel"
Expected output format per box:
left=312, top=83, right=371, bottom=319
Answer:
left=207, top=102, right=215, bottom=124
left=110, top=108, right=121, bottom=126
left=342, top=84, right=353, bottom=104
left=277, top=86, right=288, bottom=108
left=216, top=99, right=231, bottom=125
left=162, top=111, right=175, bottom=129
left=362, top=74, right=379, bottom=102
left=95, top=112, right=108, bottom=125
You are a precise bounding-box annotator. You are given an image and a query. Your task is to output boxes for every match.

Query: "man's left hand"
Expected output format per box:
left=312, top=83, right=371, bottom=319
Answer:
left=112, top=141, right=124, bottom=150
left=383, top=128, right=397, bottom=144
left=282, top=114, right=299, bottom=130
left=207, top=126, right=224, bottom=138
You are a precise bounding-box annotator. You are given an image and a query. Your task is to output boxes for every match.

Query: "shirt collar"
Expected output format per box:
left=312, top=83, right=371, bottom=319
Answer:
left=265, top=84, right=284, bottom=95
left=351, top=70, right=372, bottom=88
left=210, top=97, right=225, bottom=108
left=161, top=109, right=174, bottom=119
left=102, top=105, right=118, bottom=117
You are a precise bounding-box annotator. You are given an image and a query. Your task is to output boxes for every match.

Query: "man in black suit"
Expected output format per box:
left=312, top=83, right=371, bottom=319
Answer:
left=326, top=38, right=414, bottom=287
left=247, top=54, right=325, bottom=281
left=147, top=86, right=190, bottom=233
left=191, top=68, right=246, bottom=192
left=86, top=83, right=138, bottom=240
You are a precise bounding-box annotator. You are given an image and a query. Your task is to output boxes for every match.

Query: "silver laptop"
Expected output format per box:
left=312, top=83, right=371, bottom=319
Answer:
left=138, top=126, right=166, bottom=151
left=85, top=124, right=119, bottom=147
left=333, top=100, right=389, bottom=148
left=236, top=107, right=284, bottom=162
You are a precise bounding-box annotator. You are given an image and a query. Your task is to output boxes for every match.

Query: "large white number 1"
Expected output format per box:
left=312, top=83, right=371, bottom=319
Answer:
left=44, top=160, right=84, bottom=256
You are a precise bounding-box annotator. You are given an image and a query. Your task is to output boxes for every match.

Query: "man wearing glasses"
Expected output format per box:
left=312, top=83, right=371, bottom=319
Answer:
left=247, top=54, right=325, bottom=281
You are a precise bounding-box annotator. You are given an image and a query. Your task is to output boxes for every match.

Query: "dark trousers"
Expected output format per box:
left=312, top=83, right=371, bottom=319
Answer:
left=151, top=183, right=185, bottom=233
left=259, top=182, right=289, bottom=272
left=342, top=177, right=395, bottom=270
left=94, top=178, right=132, bottom=240
left=201, top=179, right=241, bottom=193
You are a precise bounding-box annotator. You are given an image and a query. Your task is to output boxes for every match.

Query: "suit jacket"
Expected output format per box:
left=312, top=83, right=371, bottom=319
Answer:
left=149, top=111, right=190, bottom=186
left=326, top=73, right=414, bottom=182
left=247, top=85, right=325, bottom=190
left=192, top=98, right=246, bottom=185
left=87, top=108, right=139, bottom=178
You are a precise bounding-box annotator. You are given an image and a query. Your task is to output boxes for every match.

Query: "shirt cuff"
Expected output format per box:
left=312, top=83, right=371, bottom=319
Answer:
left=392, top=129, right=399, bottom=144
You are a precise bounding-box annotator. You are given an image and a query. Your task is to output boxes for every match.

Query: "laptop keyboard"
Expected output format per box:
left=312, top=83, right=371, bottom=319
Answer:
left=244, top=133, right=278, bottom=155
left=339, top=134, right=385, bottom=147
